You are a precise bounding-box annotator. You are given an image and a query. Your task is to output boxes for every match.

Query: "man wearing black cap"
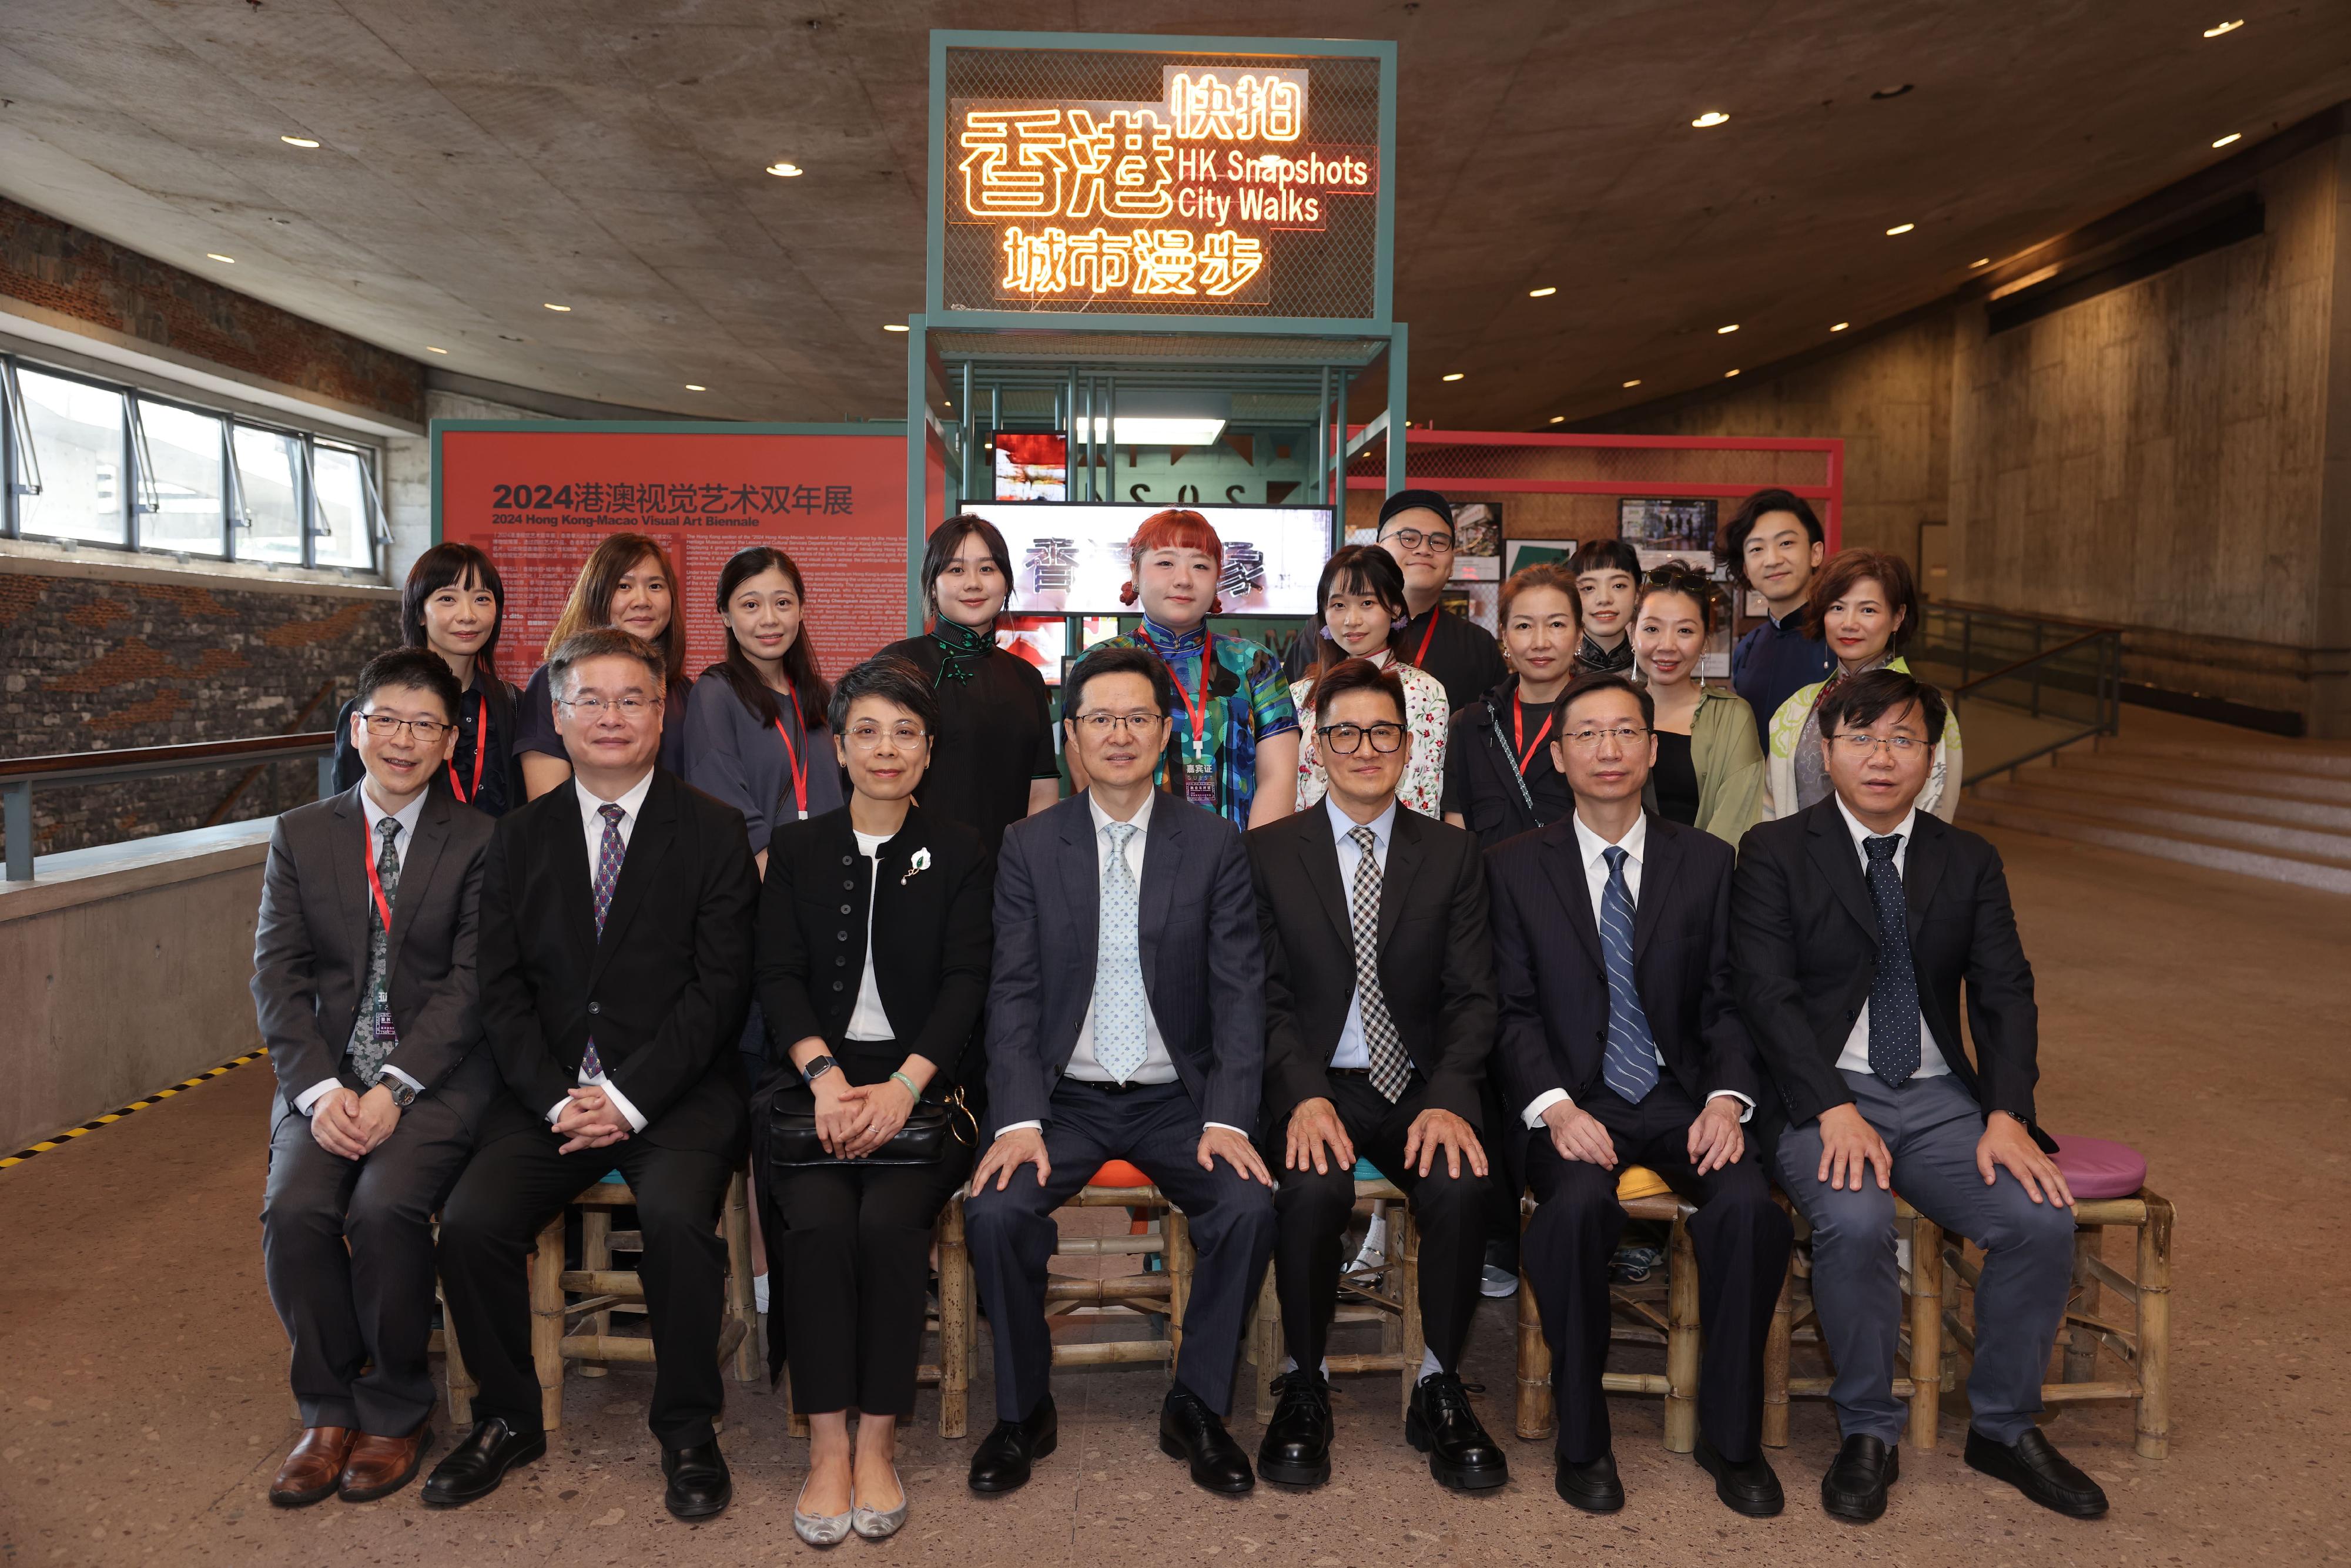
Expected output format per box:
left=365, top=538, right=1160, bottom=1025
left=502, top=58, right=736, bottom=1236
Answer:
left=1285, top=490, right=1508, bottom=715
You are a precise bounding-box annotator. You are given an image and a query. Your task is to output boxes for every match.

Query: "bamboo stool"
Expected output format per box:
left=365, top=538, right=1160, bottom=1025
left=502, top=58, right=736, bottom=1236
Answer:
left=1043, top=1161, right=1194, bottom=1375
left=1249, top=1176, right=1425, bottom=1421
left=431, top=1271, right=477, bottom=1425
left=1512, top=1173, right=1703, bottom=1451
left=782, top=1195, right=975, bottom=1440
left=518, top=1168, right=760, bottom=1430
left=1761, top=1197, right=1950, bottom=1449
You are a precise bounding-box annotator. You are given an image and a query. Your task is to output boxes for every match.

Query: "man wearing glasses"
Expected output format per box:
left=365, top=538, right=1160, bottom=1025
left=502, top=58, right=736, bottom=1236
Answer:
left=1487, top=672, right=1792, bottom=1519
left=964, top=644, right=1278, bottom=1497
left=1244, top=657, right=1506, bottom=1493
left=429, top=628, right=759, bottom=1521
left=1732, top=668, right=2099, bottom=1526
left=1283, top=490, right=1506, bottom=712
left=253, top=649, right=497, bottom=1507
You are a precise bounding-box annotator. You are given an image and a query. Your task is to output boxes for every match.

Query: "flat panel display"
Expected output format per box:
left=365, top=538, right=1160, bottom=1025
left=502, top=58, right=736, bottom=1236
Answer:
left=967, top=501, right=1332, bottom=615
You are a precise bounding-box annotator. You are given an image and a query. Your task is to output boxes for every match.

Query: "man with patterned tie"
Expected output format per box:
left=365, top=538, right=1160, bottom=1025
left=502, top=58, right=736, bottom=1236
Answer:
left=1487, top=672, right=1793, bottom=1517
left=1732, top=668, right=2101, bottom=1525
left=253, top=649, right=498, bottom=1507
left=964, top=644, right=1278, bottom=1496
left=1243, top=657, right=1506, bottom=1492
left=428, top=629, right=759, bottom=1520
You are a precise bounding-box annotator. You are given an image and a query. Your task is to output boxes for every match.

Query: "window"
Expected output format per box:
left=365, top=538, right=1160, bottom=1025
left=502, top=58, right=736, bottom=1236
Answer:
left=16, top=367, right=128, bottom=545
left=2, top=350, right=384, bottom=574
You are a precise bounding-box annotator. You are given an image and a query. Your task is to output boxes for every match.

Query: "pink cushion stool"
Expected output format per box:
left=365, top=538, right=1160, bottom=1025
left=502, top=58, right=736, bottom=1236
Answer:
left=2049, top=1134, right=2147, bottom=1201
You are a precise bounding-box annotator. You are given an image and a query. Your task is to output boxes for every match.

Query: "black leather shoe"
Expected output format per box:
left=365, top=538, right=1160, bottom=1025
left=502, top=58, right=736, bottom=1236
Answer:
left=661, top=1440, right=732, bottom=1520
left=1158, top=1384, right=1254, bottom=1495
left=1820, top=1433, right=1899, bottom=1523
left=1554, top=1450, right=1625, bottom=1512
left=421, top=1418, right=547, bottom=1508
left=1695, top=1436, right=1785, bottom=1517
left=1256, top=1370, right=1332, bottom=1487
left=968, top=1396, right=1056, bottom=1494
left=1405, top=1373, right=1509, bottom=1491
left=1964, top=1427, right=2108, bottom=1519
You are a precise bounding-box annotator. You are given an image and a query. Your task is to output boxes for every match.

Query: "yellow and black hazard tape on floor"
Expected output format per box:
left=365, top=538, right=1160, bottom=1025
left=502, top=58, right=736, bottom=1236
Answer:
left=0, top=1047, right=269, bottom=1170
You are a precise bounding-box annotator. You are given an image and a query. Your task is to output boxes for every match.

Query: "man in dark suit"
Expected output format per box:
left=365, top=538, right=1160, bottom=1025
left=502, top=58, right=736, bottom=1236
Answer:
left=426, top=628, right=759, bottom=1520
left=1733, top=668, right=2101, bottom=1525
left=964, top=643, right=1278, bottom=1497
left=1245, top=656, right=1506, bottom=1492
left=253, top=649, right=498, bottom=1507
left=1489, top=672, right=1793, bottom=1519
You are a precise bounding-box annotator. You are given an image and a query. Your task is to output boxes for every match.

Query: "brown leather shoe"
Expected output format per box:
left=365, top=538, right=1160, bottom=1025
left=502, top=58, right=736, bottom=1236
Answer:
left=270, top=1427, right=355, bottom=1507
left=338, top=1425, right=433, bottom=1503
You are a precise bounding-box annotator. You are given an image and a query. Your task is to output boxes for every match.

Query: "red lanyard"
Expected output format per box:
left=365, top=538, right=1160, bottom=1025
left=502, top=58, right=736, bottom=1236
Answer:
left=363, top=819, right=394, bottom=935
left=1151, top=629, right=1214, bottom=750
left=773, top=685, right=809, bottom=819
left=1408, top=611, right=1439, bottom=668
left=446, top=689, right=486, bottom=803
left=1511, top=697, right=1555, bottom=778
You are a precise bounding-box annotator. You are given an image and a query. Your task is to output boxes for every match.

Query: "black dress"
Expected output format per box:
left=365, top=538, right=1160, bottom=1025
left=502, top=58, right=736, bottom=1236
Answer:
left=1652, top=730, right=1702, bottom=827
left=1441, top=678, right=1576, bottom=852
left=879, top=633, right=1058, bottom=855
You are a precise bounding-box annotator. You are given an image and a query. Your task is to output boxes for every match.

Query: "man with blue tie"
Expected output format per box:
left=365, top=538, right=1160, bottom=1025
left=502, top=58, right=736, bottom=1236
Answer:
left=1488, top=673, right=1793, bottom=1518
left=964, top=644, right=1278, bottom=1497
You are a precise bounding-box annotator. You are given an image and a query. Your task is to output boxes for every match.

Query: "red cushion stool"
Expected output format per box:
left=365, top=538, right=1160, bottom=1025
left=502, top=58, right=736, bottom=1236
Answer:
left=2050, top=1134, right=2148, bottom=1202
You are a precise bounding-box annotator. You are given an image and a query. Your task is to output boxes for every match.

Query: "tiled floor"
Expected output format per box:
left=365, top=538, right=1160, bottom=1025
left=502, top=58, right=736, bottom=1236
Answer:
left=3, top=820, right=2345, bottom=1566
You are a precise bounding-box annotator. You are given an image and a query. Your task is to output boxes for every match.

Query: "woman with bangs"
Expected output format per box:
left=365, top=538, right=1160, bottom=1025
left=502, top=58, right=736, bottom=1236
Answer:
left=1290, top=544, right=1449, bottom=816
left=515, top=532, right=694, bottom=798
left=1080, top=509, right=1300, bottom=829
left=331, top=541, right=525, bottom=816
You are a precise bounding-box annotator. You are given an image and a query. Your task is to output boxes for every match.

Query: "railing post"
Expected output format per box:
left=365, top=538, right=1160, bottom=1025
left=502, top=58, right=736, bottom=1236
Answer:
left=1960, top=613, right=1973, bottom=687
left=3, top=780, right=32, bottom=882
left=2029, top=622, right=2044, bottom=719
left=318, top=756, right=338, bottom=800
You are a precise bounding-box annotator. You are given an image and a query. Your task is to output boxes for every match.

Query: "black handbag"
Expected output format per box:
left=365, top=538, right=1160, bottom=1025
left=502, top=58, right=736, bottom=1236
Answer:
left=769, top=1083, right=977, bottom=1169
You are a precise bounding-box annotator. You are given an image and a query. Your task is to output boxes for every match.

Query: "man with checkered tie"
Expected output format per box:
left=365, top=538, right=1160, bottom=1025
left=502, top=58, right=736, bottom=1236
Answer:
left=1242, top=656, right=1507, bottom=1493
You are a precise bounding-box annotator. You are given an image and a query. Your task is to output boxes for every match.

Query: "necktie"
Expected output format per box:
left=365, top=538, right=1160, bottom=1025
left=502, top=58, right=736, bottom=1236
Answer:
left=582, top=802, right=625, bottom=1080
left=1348, top=825, right=1412, bottom=1103
left=1093, top=821, right=1148, bottom=1083
left=347, top=817, right=402, bottom=1084
left=1598, top=846, right=1660, bottom=1104
left=1864, top=835, right=1922, bottom=1087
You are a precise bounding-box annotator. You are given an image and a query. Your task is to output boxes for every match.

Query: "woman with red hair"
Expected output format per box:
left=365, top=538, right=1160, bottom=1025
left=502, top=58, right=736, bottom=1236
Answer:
left=1077, top=510, right=1300, bottom=827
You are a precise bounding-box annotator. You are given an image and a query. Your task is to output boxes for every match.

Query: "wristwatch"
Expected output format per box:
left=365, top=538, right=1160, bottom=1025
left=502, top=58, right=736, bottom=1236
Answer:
left=802, top=1055, right=840, bottom=1085
left=379, top=1074, right=418, bottom=1109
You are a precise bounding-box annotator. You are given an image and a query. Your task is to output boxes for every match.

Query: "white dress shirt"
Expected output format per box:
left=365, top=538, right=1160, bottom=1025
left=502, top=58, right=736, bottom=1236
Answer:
left=1522, top=812, right=1755, bottom=1128
left=1325, top=793, right=1399, bottom=1070
left=845, top=829, right=893, bottom=1042
left=1830, top=796, right=1951, bottom=1078
left=1002, top=789, right=1244, bottom=1137
left=552, top=769, right=657, bottom=1133
left=298, top=785, right=431, bottom=1115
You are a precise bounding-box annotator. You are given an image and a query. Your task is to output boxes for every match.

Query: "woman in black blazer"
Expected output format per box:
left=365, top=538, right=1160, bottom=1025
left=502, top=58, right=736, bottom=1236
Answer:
left=753, top=654, right=992, bottom=1545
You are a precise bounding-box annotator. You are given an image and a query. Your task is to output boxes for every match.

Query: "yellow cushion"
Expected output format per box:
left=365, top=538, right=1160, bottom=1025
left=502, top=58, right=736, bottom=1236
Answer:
left=1616, top=1164, right=1672, bottom=1202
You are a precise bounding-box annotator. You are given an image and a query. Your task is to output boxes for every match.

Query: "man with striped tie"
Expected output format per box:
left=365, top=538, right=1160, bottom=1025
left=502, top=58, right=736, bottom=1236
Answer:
left=1488, top=672, right=1793, bottom=1518
left=429, top=628, right=758, bottom=1520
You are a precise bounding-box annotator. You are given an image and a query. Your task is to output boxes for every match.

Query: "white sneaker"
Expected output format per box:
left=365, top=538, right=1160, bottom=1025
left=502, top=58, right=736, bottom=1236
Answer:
left=1348, top=1213, right=1389, bottom=1277
left=753, top=1273, right=771, bottom=1315
left=1479, top=1263, right=1520, bottom=1299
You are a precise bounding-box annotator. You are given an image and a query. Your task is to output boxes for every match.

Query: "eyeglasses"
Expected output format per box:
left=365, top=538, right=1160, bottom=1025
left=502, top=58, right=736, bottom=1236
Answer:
left=1316, top=721, right=1405, bottom=754
left=846, top=723, right=928, bottom=749
left=1561, top=724, right=1652, bottom=749
left=1071, top=711, right=1166, bottom=734
left=361, top=714, right=451, bottom=741
left=1830, top=733, right=1925, bottom=755
left=557, top=695, right=662, bottom=718
left=1378, top=526, right=1454, bottom=554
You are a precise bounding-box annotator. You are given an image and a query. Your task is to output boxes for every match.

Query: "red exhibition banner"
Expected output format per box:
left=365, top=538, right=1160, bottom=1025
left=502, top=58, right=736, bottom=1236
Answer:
left=435, top=425, right=910, bottom=680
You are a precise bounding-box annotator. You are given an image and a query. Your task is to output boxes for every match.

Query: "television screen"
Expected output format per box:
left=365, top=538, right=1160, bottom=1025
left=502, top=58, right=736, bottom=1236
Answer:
left=967, top=502, right=1334, bottom=616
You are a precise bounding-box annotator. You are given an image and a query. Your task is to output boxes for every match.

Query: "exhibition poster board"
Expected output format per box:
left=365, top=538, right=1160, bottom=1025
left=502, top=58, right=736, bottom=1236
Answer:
left=433, top=423, right=909, bottom=678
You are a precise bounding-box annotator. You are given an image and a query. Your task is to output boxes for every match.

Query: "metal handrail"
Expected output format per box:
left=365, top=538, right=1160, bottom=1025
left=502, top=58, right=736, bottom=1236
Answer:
left=2, top=731, right=337, bottom=882
left=1946, top=622, right=2124, bottom=789
left=1952, top=628, right=2113, bottom=696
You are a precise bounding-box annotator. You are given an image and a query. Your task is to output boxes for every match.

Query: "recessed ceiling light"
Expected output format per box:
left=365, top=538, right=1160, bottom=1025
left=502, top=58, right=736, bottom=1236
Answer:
left=2202, top=19, right=2243, bottom=37
left=2212, top=132, right=2242, bottom=148
left=1724, top=368, right=1741, bottom=378
left=280, top=135, right=321, bottom=148
left=1691, top=111, right=1730, bottom=129
left=1622, top=378, right=1642, bottom=388
left=542, top=302, right=572, bottom=312
left=1716, top=323, right=1739, bottom=334
left=766, top=162, right=804, bottom=177
left=1549, top=415, right=1566, bottom=424
left=1971, top=257, right=1991, bottom=267
left=1442, top=372, right=1464, bottom=382
left=1528, top=286, right=1557, bottom=298
left=1831, top=321, right=1850, bottom=331
left=1885, top=222, right=1916, bottom=236
left=205, top=252, right=235, bottom=263
left=685, top=384, right=706, bottom=391
left=882, top=323, right=910, bottom=332
left=424, top=346, right=448, bottom=354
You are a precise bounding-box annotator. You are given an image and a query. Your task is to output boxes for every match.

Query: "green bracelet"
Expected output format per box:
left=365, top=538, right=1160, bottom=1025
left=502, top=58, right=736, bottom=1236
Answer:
left=890, top=1071, right=921, bottom=1100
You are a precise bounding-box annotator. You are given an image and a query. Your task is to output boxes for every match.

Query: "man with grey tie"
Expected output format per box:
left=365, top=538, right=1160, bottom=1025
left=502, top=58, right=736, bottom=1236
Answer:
left=964, top=644, right=1278, bottom=1497
left=1733, top=668, right=2102, bottom=1526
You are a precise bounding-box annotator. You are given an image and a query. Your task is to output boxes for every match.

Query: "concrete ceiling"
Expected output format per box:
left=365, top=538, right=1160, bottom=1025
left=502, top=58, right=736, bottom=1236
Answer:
left=2, top=2, right=2347, bottom=430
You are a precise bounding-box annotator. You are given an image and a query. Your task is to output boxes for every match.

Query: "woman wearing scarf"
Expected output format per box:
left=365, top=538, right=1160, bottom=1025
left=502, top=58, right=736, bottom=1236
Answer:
left=878, top=515, right=1060, bottom=855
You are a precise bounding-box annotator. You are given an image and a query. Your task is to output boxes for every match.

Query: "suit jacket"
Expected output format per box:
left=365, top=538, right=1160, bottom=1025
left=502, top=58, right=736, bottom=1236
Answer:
left=754, top=802, right=994, bottom=1097
left=1730, top=798, right=2044, bottom=1148
left=1248, top=801, right=1496, bottom=1130
left=984, top=789, right=1264, bottom=1134
left=252, top=783, right=497, bottom=1126
left=1486, top=812, right=1763, bottom=1123
left=475, top=768, right=759, bottom=1154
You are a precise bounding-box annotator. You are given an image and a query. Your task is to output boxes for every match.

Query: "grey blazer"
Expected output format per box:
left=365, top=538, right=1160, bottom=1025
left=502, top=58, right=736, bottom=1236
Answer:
left=983, top=789, right=1265, bottom=1134
left=251, top=783, right=497, bottom=1126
